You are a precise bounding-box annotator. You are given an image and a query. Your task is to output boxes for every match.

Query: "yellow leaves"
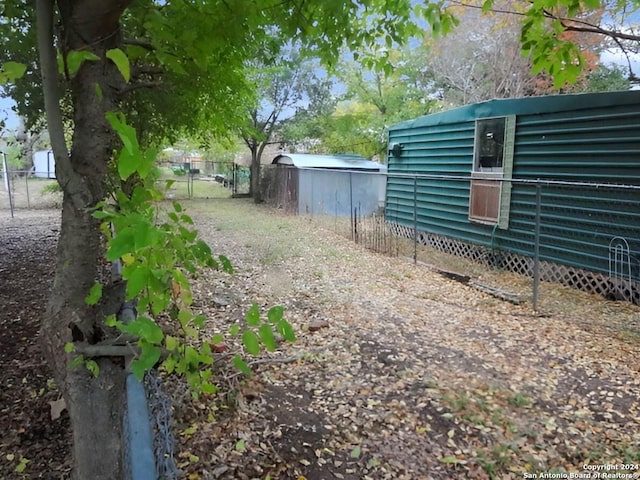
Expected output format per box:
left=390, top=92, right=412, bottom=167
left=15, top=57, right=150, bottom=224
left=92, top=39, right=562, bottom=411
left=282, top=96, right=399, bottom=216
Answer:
left=181, top=425, right=198, bottom=436
left=416, top=425, right=431, bottom=434
left=15, top=457, right=29, bottom=473
left=547, top=360, right=563, bottom=369
left=121, top=252, right=135, bottom=266
left=6, top=454, right=29, bottom=473
left=177, top=451, right=201, bottom=471
left=572, top=408, right=592, bottom=418
left=7, top=454, right=29, bottom=473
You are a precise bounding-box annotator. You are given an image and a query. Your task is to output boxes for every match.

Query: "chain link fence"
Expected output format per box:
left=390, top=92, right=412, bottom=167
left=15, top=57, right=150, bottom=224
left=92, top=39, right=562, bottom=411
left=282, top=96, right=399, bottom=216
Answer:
left=263, top=166, right=640, bottom=310
left=0, top=162, right=253, bottom=214
left=157, top=162, right=250, bottom=200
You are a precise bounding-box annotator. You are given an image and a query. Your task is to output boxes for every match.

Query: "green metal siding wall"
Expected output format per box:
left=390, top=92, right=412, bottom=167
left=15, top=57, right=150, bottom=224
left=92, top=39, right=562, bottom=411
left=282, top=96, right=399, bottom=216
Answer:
left=386, top=121, right=485, bottom=245
left=386, top=91, right=640, bottom=280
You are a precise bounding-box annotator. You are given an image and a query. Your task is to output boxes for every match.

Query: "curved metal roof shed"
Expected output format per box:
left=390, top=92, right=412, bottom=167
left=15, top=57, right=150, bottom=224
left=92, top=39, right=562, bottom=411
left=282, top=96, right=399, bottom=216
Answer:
left=266, top=153, right=386, bottom=216
left=272, top=153, right=385, bottom=171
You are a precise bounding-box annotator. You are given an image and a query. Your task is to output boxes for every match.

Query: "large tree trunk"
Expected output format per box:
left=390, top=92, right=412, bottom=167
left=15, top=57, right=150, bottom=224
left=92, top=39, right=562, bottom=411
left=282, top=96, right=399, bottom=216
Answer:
left=37, top=1, right=131, bottom=478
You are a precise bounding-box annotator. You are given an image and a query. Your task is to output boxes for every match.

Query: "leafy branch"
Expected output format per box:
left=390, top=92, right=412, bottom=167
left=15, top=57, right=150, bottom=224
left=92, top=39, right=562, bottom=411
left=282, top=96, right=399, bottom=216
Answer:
left=71, top=105, right=295, bottom=396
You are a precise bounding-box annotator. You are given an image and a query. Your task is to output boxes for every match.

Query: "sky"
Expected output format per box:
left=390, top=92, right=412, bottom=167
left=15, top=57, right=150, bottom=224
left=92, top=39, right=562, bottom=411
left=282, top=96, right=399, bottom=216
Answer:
left=0, top=96, right=19, bottom=132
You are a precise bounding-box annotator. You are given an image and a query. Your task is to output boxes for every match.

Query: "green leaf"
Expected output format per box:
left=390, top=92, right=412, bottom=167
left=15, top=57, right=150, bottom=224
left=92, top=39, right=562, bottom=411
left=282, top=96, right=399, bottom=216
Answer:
left=350, top=446, right=361, bottom=458
left=106, top=48, right=131, bottom=82
left=68, top=354, right=85, bottom=370
left=91, top=209, right=113, bottom=220
left=200, top=341, right=212, bottom=358
left=178, top=309, right=193, bottom=327
left=162, top=355, right=177, bottom=374
left=232, top=355, right=252, bottom=376
left=246, top=303, right=261, bottom=326
left=131, top=342, right=161, bottom=380
left=267, top=305, right=284, bottom=324
left=84, top=282, right=103, bottom=305
left=211, top=333, right=225, bottom=344
left=229, top=324, right=240, bottom=336
left=193, top=314, right=206, bottom=328
left=242, top=330, right=261, bottom=355
left=14, top=457, right=29, bottom=473
left=277, top=319, right=296, bottom=342
left=173, top=202, right=183, bottom=212
left=105, top=314, right=118, bottom=327
left=117, top=147, right=142, bottom=181
left=258, top=324, right=277, bottom=352
left=121, top=317, right=164, bottom=344
left=94, top=82, right=103, bottom=101
left=218, top=255, right=233, bottom=274
left=64, top=342, right=75, bottom=353
left=439, top=456, right=461, bottom=464
left=125, top=265, right=150, bottom=299
left=105, top=111, right=140, bottom=175
left=65, top=50, right=100, bottom=76
left=85, top=360, right=100, bottom=377
left=185, top=345, right=200, bottom=366
left=235, top=439, right=246, bottom=452
left=165, top=335, right=178, bottom=351
left=106, top=228, right=136, bottom=261
left=0, top=61, right=26, bottom=84
left=201, top=382, right=217, bottom=394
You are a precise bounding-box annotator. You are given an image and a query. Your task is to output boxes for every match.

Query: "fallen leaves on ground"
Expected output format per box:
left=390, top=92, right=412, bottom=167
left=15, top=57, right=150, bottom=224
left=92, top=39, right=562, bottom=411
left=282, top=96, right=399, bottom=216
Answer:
left=169, top=199, right=640, bottom=480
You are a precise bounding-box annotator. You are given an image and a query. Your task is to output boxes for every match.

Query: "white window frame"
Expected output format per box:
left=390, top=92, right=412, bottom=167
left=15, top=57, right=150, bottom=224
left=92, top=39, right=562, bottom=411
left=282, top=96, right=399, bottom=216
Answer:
left=469, top=115, right=515, bottom=229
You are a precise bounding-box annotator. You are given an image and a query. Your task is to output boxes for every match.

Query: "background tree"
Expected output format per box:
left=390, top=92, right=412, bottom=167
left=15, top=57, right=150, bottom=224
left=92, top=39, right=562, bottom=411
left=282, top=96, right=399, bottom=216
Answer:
left=241, top=49, right=313, bottom=202
left=422, top=0, right=640, bottom=86
left=427, top=0, right=605, bottom=105
left=585, top=63, right=632, bottom=91
left=284, top=45, right=439, bottom=160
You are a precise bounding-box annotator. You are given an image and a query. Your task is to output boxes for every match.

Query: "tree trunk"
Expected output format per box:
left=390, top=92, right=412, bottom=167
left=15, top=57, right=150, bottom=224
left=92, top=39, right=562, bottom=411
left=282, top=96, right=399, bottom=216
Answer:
left=36, top=1, right=131, bottom=478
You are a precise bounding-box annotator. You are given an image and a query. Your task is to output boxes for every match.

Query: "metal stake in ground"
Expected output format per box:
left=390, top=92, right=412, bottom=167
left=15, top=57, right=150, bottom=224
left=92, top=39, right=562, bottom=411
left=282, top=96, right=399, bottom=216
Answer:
left=1, top=152, right=14, bottom=218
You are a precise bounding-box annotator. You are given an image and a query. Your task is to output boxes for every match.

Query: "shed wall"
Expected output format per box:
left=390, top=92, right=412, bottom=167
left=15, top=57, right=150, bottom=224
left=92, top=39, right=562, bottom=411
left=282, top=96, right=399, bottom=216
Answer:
left=298, top=169, right=385, bottom=217
left=386, top=94, right=640, bottom=282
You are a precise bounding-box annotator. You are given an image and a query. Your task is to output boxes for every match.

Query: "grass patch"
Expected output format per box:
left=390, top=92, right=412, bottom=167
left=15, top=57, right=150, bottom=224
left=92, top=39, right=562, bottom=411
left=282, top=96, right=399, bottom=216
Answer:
left=164, top=177, right=232, bottom=200
left=507, top=392, right=532, bottom=408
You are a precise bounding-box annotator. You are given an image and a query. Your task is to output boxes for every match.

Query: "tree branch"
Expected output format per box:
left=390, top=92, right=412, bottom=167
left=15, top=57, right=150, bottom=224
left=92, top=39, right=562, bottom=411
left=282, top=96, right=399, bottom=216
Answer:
left=449, top=0, right=640, bottom=42
left=35, top=0, right=73, bottom=189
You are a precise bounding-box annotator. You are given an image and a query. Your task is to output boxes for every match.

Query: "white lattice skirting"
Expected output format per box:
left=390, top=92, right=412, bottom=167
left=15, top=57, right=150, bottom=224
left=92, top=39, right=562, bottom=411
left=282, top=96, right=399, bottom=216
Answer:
left=388, top=222, right=640, bottom=305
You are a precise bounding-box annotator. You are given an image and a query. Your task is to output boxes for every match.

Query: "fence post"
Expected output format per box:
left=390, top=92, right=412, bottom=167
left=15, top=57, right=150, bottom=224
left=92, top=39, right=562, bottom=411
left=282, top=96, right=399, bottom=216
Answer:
left=413, top=175, right=417, bottom=264
left=2, top=153, right=14, bottom=218
left=533, top=182, right=541, bottom=310
left=25, top=173, right=30, bottom=208
left=349, top=171, right=354, bottom=241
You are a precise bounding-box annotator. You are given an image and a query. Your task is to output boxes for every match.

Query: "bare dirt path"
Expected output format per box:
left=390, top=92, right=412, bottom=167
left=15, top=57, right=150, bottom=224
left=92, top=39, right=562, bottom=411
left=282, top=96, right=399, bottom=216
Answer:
left=172, top=198, right=640, bottom=480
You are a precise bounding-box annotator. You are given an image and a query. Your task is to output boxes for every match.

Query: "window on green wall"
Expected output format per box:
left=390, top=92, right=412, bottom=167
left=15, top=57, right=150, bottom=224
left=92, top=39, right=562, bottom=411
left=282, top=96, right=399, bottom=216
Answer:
left=475, top=118, right=506, bottom=172
left=469, top=116, right=515, bottom=228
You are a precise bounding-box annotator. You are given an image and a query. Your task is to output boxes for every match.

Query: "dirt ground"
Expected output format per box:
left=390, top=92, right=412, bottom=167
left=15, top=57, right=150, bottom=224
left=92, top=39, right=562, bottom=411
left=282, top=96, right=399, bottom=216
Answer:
left=0, top=210, right=71, bottom=479
left=1, top=199, right=639, bottom=480
left=173, top=199, right=640, bottom=480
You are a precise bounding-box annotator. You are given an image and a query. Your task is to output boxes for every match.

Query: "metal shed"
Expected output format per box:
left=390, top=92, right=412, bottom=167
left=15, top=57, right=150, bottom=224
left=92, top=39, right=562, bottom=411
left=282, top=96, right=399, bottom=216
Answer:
left=386, top=90, right=640, bottom=301
left=268, top=153, right=387, bottom=217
